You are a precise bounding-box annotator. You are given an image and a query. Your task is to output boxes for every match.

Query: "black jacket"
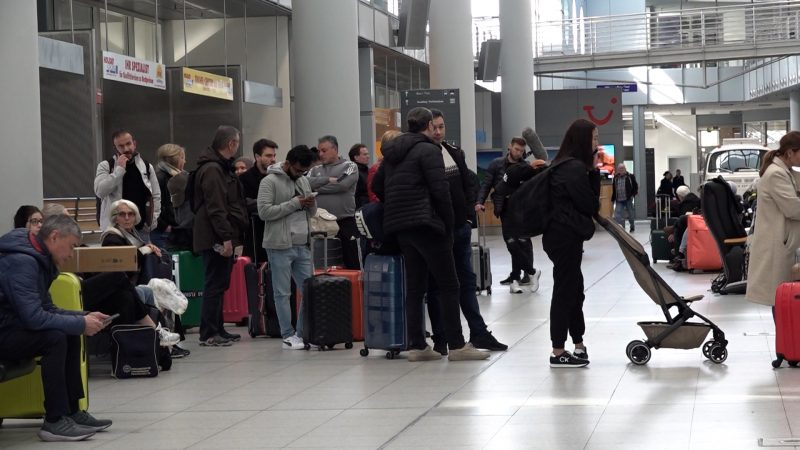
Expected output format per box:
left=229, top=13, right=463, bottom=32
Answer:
left=156, top=168, right=177, bottom=232
left=678, top=192, right=701, bottom=216
left=441, top=143, right=475, bottom=228
left=354, top=162, right=369, bottom=209
left=657, top=178, right=674, bottom=198
left=672, top=175, right=686, bottom=190
left=477, top=156, right=513, bottom=207
left=611, top=173, right=639, bottom=201
left=372, top=133, right=454, bottom=236
left=548, top=159, right=601, bottom=241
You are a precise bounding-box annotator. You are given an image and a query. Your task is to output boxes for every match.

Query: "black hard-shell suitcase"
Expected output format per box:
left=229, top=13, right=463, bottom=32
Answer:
left=650, top=195, right=674, bottom=263
left=473, top=211, right=492, bottom=295
left=302, top=233, right=353, bottom=350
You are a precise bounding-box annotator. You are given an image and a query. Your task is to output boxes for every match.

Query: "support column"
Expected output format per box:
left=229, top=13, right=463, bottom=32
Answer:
left=499, top=0, right=536, bottom=149
left=0, top=0, right=43, bottom=234
left=791, top=90, right=800, bottom=132
left=291, top=0, right=361, bottom=149
left=358, top=47, right=376, bottom=162
left=429, top=1, right=477, bottom=170
left=632, top=105, right=647, bottom=220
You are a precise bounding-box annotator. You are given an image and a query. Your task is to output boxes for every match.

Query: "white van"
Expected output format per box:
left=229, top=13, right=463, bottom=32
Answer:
left=703, top=139, right=769, bottom=194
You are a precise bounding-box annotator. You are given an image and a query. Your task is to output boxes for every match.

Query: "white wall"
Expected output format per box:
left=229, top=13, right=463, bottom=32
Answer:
left=0, top=0, right=43, bottom=234
left=162, top=17, right=292, bottom=159
left=624, top=114, right=699, bottom=190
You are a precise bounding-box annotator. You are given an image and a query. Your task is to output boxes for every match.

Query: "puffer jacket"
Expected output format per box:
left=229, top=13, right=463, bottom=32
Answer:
left=0, top=229, right=85, bottom=334
left=548, top=159, right=601, bottom=241
left=372, top=132, right=454, bottom=236
left=192, top=147, right=249, bottom=252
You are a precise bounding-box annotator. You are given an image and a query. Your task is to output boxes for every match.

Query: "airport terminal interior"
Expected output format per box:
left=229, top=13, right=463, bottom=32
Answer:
left=3, top=0, right=800, bottom=448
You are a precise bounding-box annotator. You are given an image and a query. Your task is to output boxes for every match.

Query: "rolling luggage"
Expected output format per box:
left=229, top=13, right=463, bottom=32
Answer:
left=312, top=237, right=343, bottom=269
left=248, top=262, right=297, bottom=338
left=0, top=273, right=88, bottom=420
left=360, top=253, right=410, bottom=359
left=686, top=215, right=722, bottom=271
left=222, top=256, right=251, bottom=325
left=773, top=282, right=800, bottom=367
left=473, top=212, right=492, bottom=295
left=650, top=195, right=674, bottom=263
left=301, top=234, right=354, bottom=350
left=172, top=250, right=204, bottom=328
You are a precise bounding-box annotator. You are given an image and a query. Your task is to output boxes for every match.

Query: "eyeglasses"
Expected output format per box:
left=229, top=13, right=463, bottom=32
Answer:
left=28, top=219, right=43, bottom=225
left=117, top=211, right=136, bottom=218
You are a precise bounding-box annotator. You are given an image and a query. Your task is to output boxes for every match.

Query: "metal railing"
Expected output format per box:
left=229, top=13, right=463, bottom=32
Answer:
left=535, top=1, right=800, bottom=59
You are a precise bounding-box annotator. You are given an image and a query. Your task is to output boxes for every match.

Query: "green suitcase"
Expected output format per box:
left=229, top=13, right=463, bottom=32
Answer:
left=172, top=251, right=205, bottom=328
left=0, top=273, right=88, bottom=422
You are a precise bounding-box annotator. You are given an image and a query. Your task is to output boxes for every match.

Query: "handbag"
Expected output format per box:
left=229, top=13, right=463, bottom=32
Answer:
left=110, top=325, right=159, bottom=379
left=139, top=249, right=173, bottom=285
left=309, top=208, right=339, bottom=238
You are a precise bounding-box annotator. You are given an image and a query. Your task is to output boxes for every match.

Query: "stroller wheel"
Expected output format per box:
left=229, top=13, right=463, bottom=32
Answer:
left=702, top=340, right=715, bottom=359
left=707, top=343, right=728, bottom=364
left=626, top=340, right=651, bottom=365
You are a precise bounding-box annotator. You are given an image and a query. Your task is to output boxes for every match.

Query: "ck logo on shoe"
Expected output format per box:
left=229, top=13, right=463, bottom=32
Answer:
left=583, top=96, right=618, bottom=126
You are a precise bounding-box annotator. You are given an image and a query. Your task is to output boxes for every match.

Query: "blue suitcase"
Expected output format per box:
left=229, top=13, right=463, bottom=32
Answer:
left=360, top=254, right=412, bottom=359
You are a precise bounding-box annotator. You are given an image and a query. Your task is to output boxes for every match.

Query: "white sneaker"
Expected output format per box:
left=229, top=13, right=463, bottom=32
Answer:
left=529, top=269, right=542, bottom=293
left=282, top=334, right=306, bottom=350
left=510, top=280, right=523, bottom=294
left=156, top=325, right=180, bottom=347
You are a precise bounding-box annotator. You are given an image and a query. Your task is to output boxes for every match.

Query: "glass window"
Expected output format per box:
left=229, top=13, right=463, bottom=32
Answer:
left=52, top=0, right=93, bottom=31
left=707, top=149, right=765, bottom=173
left=133, top=18, right=160, bottom=61
left=99, top=9, right=127, bottom=54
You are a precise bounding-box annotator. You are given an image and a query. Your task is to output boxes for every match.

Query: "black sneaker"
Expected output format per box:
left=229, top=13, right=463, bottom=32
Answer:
left=432, top=340, right=448, bottom=356
left=573, top=347, right=588, bottom=361
left=519, top=273, right=531, bottom=285
left=549, top=350, right=589, bottom=368
left=220, top=332, right=241, bottom=342
left=38, top=417, right=96, bottom=442
left=499, top=274, right=517, bottom=285
left=171, top=346, right=191, bottom=358
left=199, top=335, right=232, bottom=347
left=470, top=332, right=508, bottom=351
left=69, top=411, right=112, bottom=432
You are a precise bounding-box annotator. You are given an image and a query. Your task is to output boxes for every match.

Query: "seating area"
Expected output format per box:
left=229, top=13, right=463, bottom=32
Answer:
left=43, top=197, right=102, bottom=244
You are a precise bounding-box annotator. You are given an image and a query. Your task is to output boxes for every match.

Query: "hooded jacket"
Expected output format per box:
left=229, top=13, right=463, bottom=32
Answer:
left=307, top=157, right=359, bottom=219
left=372, top=132, right=454, bottom=236
left=0, top=229, right=85, bottom=335
left=257, top=162, right=317, bottom=250
left=192, top=146, right=249, bottom=252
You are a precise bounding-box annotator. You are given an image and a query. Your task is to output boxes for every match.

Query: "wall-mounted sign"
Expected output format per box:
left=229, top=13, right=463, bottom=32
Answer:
left=597, top=83, right=638, bottom=92
left=182, top=67, right=233, bottom=101
left=102, top=51, right=165, bottom=90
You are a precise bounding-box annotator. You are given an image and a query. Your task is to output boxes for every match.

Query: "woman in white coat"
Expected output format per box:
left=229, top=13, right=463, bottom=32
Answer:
left=746, top=131, right=800, bottom=314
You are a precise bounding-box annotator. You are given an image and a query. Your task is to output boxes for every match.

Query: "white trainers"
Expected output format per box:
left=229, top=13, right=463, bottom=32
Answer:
left=510, top=280, right=523, bottom=294
left=282, top=334, right=306, bottom=350
left=156, top=325, right=180, bottom=347
left=529, top=269, right=542, bottom=293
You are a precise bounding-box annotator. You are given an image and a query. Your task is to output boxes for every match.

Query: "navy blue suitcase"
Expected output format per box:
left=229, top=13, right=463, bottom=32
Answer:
left=360, top=254, right=412, bottom=359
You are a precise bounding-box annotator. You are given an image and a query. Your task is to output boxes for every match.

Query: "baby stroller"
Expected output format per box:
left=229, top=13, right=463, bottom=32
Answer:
left=597, top=216, right=728, bottom=365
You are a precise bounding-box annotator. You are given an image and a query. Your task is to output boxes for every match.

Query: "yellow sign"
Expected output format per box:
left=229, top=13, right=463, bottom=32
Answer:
left=181, top=67, right=233, bottom=101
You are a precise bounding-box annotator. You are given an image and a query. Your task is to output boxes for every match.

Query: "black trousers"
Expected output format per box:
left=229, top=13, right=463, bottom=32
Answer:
left=543, top=230, right=586, bottom=349
left=81, top=272, right=149, bottom=326
left=200, top=249, right=234, bottom=341
left=336, top=216, right=361, bottom=270
left=0, top=329, right=82, bottom=421
left=501, top=215, right=535, bottom=280
left=397, top=230, right=465, bottom=350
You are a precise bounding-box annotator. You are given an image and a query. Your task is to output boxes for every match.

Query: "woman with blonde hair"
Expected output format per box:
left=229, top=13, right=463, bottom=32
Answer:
left=746, top=131, right=800, bottom=318
left=367, top=130, right=402, bottom=203
left=153, top=143, right=186, bottom=248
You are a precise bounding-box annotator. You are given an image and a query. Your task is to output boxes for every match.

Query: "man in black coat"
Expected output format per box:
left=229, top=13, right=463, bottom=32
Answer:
left=239, top=138, right=278, bottom=263
left=372, top=107, right=488, bottom=362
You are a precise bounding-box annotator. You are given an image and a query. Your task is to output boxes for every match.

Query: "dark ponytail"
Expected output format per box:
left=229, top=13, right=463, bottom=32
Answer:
left=760, top=150, right=780, bottom=177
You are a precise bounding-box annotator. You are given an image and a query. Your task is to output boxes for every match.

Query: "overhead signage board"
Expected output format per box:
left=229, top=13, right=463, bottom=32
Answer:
left=102, top=51, right=165, bottom=90
left=401, top=89, right=461, bottom=148
left=182, top=67, right=234, bottom=101
left=597, top=83, right=638, bottom=92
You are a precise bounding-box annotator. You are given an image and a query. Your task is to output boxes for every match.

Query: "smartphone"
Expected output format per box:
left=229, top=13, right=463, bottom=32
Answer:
left=309, top=192, right=319, bottom=197
left=102, top=313, right=120, bottom=327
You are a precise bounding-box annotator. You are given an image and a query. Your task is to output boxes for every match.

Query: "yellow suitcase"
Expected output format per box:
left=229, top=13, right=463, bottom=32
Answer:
left=0, top=273, right=88, bottom=423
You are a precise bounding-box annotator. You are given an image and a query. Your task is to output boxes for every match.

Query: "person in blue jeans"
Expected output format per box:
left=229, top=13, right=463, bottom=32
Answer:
left=425, top=110, right=507, bottom=355
left=258, top=145, right=317, bottom=349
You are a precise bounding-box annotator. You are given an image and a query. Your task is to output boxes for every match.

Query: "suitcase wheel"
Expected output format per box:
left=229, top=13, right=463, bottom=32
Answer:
left=345, top=342, right=353, bottom=349
left=327, top=344, right=335, bottom=350
left=304, top=343, right=311, bottom=351
left=360, top=348, right=369, bottom=357
left=386, top=351, right=398, bottom=360
left=487, top=287, right=492, bottom=295
left=772, top=354, right=784, bottom=368
left=248, top=330, right=256, bottom=338
left=790, top=361, right=799, bottom=368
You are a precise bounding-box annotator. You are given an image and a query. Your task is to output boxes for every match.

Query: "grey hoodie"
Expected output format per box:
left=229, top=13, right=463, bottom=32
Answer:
left=257, top=162, right=317, bottom=250
left=307, top=157, right=358, bottom=219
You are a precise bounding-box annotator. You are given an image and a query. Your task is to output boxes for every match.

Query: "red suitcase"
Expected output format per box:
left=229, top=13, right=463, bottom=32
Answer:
left=773, top=282, right=800, bottom=367
left=686, top=215, right=722, bottom=271
left=223, top=256, right=251, bottom=325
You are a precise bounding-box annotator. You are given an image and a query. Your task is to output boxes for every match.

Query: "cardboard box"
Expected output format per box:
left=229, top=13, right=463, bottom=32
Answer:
left=59, top=246, right=138, bottom=273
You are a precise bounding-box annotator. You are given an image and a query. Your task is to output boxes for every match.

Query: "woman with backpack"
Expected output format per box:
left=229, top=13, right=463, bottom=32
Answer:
left=152, top=144, right=186, bottom=249
left=544, top=119, right=601, bottom=368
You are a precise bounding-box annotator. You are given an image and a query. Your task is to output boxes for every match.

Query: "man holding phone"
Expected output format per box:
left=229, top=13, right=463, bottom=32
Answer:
left=0, top=215, right=113, bottom=441
left=307, top=135, right=361, bottom=269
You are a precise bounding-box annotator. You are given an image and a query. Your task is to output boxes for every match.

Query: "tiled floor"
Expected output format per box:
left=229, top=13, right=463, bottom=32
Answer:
left=1, top=223, right=798, bottom=449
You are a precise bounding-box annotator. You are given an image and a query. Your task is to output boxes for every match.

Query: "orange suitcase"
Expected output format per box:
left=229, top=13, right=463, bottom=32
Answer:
left=686, top=215, right=722, bottom=271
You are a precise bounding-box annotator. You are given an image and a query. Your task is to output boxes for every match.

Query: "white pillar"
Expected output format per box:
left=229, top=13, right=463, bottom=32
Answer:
left=632, top=105, right=647, bottom=220
left=0, top=0, right=43, bottom=234
left=791, top=90, right=800, bottom=132
left=429, top=1, right=477, bottom=170
left=500, top=0, right=536, bottom=148
left=291, top=0, right=361, bottom=150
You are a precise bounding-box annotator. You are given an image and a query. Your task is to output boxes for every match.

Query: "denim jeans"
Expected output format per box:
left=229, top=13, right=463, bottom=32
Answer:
left=200, top=250, right=234, bottom=341
left=266, top=245, right=312, bottom=339
left=135, top=285, right=156, bottom=307
left=614, top=199, right=636, bottom=229
left=427, top=223, right=489, bottom=343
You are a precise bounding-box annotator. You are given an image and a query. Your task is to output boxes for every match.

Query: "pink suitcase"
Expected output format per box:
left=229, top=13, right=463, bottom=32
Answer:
left=223, top=256, right=251, bottom=325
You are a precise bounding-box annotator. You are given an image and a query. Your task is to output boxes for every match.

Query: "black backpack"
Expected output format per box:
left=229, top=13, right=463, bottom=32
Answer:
left=506, top=158, right=572, bottom=238
left=95, top=156, right=152, bottom=225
